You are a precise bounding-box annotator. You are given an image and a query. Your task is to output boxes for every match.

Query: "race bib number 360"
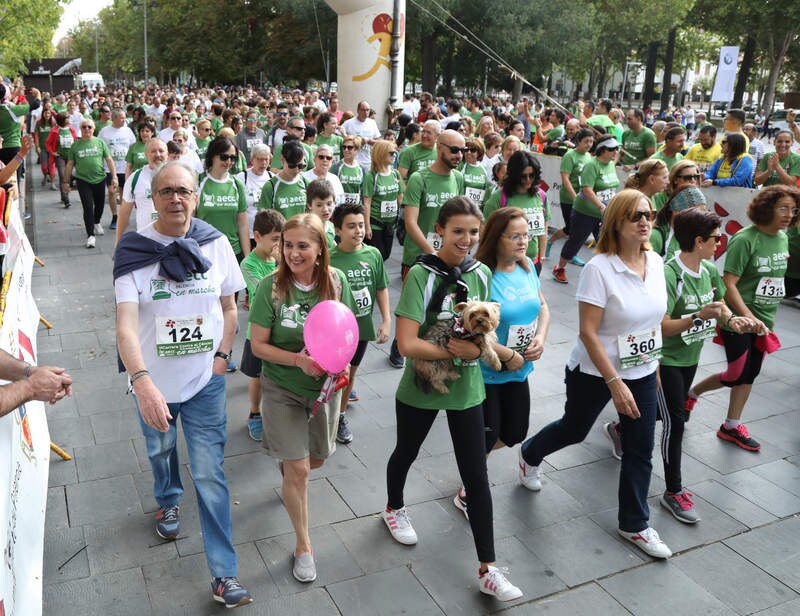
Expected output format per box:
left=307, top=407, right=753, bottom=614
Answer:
left=156, top=315, right=214, bottom=357
left=618, top=327, right=662, bottom=369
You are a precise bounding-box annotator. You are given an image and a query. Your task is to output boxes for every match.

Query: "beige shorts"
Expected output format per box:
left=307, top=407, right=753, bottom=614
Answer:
left=260, top=374, right=340, bottom=461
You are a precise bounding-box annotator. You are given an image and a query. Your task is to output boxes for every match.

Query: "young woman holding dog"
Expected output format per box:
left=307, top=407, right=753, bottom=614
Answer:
left=449, top=207, right=551, bottom=515
left=382, top=197, right=524, bottom=602
left=518, top=189, right=674, bottom=560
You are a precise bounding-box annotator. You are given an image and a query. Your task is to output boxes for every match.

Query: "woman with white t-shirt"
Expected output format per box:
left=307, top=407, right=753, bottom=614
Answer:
left=236, top=143, right=274, bottom=246
left=518, top=189, right=673, bottom=560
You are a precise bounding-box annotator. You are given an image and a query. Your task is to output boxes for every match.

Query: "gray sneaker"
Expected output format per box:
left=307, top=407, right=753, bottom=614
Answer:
left=336, top=413, right=353, bottom=444
left=293, top=551, right=316, bottom=582
left=155, top=505, right=180, bottom=539
left=604, top=421, right=623, bottom=460
left=660, top=490, right=701, bottom=524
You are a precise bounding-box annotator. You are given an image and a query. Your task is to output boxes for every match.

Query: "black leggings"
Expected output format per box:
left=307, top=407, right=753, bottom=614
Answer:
left=719, top=330, right=765, bottom=386
left=658, top=364, right=697, bottom=494
left=387, top=400, right=495, bottom=563
left=366, top=223, right=394, bottom=261
left=483, top=380, right=530, bottom=451
left=76, top=178, right=106, bottom=236
left=561, top=210, right=601, bottom=261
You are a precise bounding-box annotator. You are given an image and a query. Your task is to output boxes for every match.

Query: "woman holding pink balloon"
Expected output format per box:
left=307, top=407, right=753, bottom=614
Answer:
left=249, top=213, right=357, bottom=584
left=382, top=197, right=524, bottom=603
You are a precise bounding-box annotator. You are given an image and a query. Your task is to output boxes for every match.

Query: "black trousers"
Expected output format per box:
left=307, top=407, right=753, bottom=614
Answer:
left=76, top=178, right=106, bottom=236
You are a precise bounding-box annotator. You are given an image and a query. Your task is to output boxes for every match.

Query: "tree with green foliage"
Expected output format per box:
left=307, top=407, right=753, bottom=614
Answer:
left=0, top=0, right=62, bottom=75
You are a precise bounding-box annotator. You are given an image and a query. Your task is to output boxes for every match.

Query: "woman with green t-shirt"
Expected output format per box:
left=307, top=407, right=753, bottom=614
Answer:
left=460, top=137, right=491, bottom=210
left=687, top=186, right=799, bottom=452
left=35, top=106, right=57, bottom=190
left=624, top=159, right=669, bottom=212
left=483, top=151, right=548, bottom=274
left=249, top=213, right=356, bottom=584
left=124, top=120, right=155, bottom=178
left=754, top=130, right=800, bottom=187
left=335, top=135, right=364, bottom=206
left=382, top=197, right=524, bottom=603
left=193, top=119, right=213, bottom=160
left=197, top=136, right=250, bottom=265
left=63, top=117, right=117, bottom=248
left=552, top=134, right=620, bottom=283
left=648, top=185, right=707, bottom=261
left=315, top=112, right=343, bottom=164
left=363, top=139, right=403, bottom=260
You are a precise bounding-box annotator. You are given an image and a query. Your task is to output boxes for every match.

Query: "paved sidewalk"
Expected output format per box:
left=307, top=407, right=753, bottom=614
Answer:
left=32, top=167, right=800, bottom=616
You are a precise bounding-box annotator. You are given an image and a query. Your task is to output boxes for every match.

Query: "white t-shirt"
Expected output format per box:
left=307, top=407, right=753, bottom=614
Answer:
left=302, top=169, right=345, bottom=204
left=235, top=169, right=273, bottom=237
left=179, top=149, right=204, bottom=175
left=98, top=125, right=136, bottom=174
left=341, top=117, right=381, bottom=170
left=568, top=251, right=667, bottom=380
left=148, top=104, right=166, bottom=128
left=114, top=226, right=245, bottom=402
left=122, top=165, right=155, bottom=231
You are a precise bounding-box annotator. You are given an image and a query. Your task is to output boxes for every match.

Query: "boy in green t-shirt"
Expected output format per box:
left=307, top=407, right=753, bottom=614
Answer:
left=329, top=203, right=391, bottom=444
left=240, top=209, right=285, bottom=441
left=306, top=179, right=337, bottom=249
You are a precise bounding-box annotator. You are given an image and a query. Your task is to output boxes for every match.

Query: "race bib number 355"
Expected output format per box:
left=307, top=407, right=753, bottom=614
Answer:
left=156, top=315, right=214, bottom=357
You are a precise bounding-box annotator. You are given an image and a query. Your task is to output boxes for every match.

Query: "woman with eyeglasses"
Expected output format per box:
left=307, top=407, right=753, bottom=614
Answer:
left=686, top=185, right=800, bottom=452
left=248, top=213, right=357, bottom=584
left=362, top=139, right=403, bottom=260
left=520, top=189, right=674, bottom=560
left=193, top=119, right=214, bottom=160
left=460, top=137, right=491, bottom=210
left=197, top=137, right=250, bottom=272
left=483, top=151, right=548, bottom=273
left=124, top=120, right=156, bottom=178
left=315, top=112, right=343, bottom=164
left=702, top=133, right=753, bottom=188
left=171, top=129, right=204, bottom=175
left=62, top=118, right=117, bottom=248
left=754, top=130, right=800, bottom=187
left=552, top=134, right=621, bottom=284
left=461, top=207, right=549, bottom=518
left=335, top=135, right=364, bottom=206
left=303, top=144, right=345, bottom=205
left=257, top=140, right=309, bottom=220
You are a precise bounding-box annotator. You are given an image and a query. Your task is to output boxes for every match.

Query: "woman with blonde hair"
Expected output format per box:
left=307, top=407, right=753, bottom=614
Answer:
left=363, top=139, right=403, bottom=259
left=520, top=189, right=673, bottom=560
left=249, top=213, right=356, bottom=583
left=336, top=135, right=364, bottom=206
left=624, top=158, right=669, bottom=211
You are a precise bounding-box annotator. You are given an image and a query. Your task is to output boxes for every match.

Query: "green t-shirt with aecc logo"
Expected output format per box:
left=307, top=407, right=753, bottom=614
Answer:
left=661, top=256, right=724, bottom=367
left=68, top=137, right=111, bottom=184
left=195, top=137, right=211, bottom=161
left=248, top=268, right=357, bottom=400
left=125, top=141, right=147, bottom=171
left=196, top=174, right=248, bottom=255
left=559, top=148, right=591, bottom=205
left=723, top=225, right=788, bottom=330
left=257, top=175, right=307, bottom=219
left=329, top=244, right=388, bottom=340
left=397, top=142, right=436, bottom=179
left=395, top=262, right=492, bottom=410
left=336, top=162, right=364, bottom=205
left=572, top=157, right=619, bottom=219
left=483, top=189, right=549, bottom=260
left=460, top=162, right=490, bottom=208
left=363, top=169, right=403, bottom=227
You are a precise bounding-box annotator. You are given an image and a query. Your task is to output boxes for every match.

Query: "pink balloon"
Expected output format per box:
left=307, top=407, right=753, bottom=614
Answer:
left=303, top=300, right=359, bottom=373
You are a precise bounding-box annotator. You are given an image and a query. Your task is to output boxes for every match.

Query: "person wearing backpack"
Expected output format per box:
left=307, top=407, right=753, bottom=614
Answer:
left=116, top=138, right=168, bottom=244
left=382, top=197, right=524, bottom=603
left=363, top=139, right=403, bottom=261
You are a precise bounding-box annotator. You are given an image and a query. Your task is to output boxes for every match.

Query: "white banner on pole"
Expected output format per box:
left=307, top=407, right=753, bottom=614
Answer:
left=710, top=46, right=739, bottom=103
left=0, top=199, right=49, bottom=616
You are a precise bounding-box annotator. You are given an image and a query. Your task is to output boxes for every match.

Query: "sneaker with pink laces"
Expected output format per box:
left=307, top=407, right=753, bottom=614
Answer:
left=717, top=423, right=761, bottom=451
left=660, top=490, right=700, bottom=523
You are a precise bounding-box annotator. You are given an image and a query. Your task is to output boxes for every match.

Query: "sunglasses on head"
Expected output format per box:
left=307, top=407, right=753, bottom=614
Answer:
left=218, top=153, right=237, bottom=162
left=629, top=210, right=656, bottom=222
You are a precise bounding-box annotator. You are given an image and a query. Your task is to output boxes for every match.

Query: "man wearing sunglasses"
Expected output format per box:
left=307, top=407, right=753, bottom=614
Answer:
left=388, top=129, right=466, bottom=368
left=270, top=118, right=314, bottom=174
left=341, top=100, right=381, bottom=173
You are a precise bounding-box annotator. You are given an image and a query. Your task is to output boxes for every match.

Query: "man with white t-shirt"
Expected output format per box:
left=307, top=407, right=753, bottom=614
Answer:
left=341, top=100, right=381, bottom=173
left=116, top=138, right=167, bottom=243
left=114, top=161, right=252, bottom=609
left=98, top=108, right=136, bottom=230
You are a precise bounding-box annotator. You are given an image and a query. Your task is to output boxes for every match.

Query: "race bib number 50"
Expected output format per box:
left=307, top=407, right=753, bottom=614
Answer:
left=156, top=315, right=214, bottom=357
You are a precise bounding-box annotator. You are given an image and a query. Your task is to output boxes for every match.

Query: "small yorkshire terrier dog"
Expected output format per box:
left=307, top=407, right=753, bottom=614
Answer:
left=414, top=301, right=502, bottom=394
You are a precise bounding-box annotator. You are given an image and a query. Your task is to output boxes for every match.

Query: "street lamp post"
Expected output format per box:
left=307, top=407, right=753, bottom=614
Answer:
left=143, top=0, right=149, bottom=84
left=95, top=23, right=99, bottom=72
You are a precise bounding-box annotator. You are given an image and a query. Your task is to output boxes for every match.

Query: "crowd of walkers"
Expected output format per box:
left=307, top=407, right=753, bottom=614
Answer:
left=4, top=75, right=799, bottom=608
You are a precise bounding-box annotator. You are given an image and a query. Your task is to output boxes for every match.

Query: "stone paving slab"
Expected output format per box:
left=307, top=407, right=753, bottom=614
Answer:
left=29, top=169, right=800, bottom=614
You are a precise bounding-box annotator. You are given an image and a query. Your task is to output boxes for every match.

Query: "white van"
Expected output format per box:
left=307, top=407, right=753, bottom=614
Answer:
left=77, top=72, right=105, bottom=91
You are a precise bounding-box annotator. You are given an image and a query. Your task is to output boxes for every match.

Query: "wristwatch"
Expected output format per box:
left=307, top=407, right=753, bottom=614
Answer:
left=214, top=351, right=231, bottom=361
left=690, top=314, right=704, bottom=328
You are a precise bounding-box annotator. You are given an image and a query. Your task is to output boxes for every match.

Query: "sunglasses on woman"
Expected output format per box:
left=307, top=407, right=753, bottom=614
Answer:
left=629, top=210, right=656, bottom=222
left=218, top=153, right=237, bottom=162
left=286, top=160, right=306, bottom=169
left=677, top=174, right=701, bottom=181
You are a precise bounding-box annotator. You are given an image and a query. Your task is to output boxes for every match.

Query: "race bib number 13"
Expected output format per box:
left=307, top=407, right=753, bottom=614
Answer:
left=155, top=315, right=214, bottom=357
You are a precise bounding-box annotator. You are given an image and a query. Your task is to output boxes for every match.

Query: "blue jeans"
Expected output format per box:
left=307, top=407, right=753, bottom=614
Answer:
left=521, top=366, right=658, bottom=533
left=135, top=373, right=237, bottom=578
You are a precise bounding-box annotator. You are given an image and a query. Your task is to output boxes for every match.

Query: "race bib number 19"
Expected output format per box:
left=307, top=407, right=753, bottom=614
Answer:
left=155, top=315, right=214, bottom=357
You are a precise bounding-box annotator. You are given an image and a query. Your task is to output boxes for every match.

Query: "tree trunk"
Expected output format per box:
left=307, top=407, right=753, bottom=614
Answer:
left=762, top=29, right=796, bottom=113
left=587, top=60, right=597, bottom=101
left=596, top=56, right=607, bottom=98
left=421, top=31, right=436, bottom=95
left=675, top=65, right=687, bottom=107
left=512, top=77, right=524, bottom=103
left=642, top=42, right=659, bottom=110
left=733, top=35, right=756, bottom=108
left=442, top=36, right=455, bottom=97
left=660, top=28, right=676, bottom=114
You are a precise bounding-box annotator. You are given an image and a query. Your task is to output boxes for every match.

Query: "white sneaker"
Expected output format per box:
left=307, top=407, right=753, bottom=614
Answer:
left=86, top=236, right=96, bottom=248
left=478, top=565, right=523, bottom=602
left=518, top=448, right=542, bottom=491
left=94, top=223, right=104, bottom=235
left=618, top=527, right=672, bottom=559
left=382, top=506, right=418, bottom=545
